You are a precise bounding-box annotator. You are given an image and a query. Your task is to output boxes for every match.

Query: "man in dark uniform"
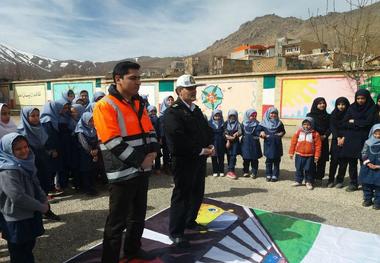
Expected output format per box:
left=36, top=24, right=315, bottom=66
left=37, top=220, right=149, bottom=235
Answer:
left=164, top=74, right=214, bottom=248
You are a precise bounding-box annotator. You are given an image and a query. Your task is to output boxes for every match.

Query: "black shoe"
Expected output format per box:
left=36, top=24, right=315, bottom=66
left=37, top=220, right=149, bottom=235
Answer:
left=124, top=249, right=156, bottom=261
left=169, top=236, right=190, bottom=248
left=271, top=177, right=278, bottom=182
left=373, top=204, right=380, bottom=210
left=187, top=223, right=208, bottom=232
left=85, top=189, right=98, bottom=196
left=44, top=209, right=61, bottom=221
left=266, top=177, right=271, bottom=182
left=346, top=184, right=358, bottom=192
left=362, top=200, right=373, bottom=207
left=314, top=179, right=323, bottom=187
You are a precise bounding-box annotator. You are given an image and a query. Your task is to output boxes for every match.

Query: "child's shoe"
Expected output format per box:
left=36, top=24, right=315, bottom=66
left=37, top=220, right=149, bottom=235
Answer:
left=219, top=173, right=225, bottom=177
left=373, top=204, right=380, bottom=210
left=362, top=200, right=373, bottom=207
left=243, top=173, right=250, bottom=177
left=292, top=182, right=302, bottom=187
left=271, top=177, right=278, bottom=182
left=213, top=173, right=219, bottom=177
left=335, top=183, right=344, bottom=189
left=250, top=173, right=257, bottom=179
left=266, top=177, right=271, bottom=182
left=306, top=183, right=314, bottom=190
left=346, top=184, right=358, bottom=192
left=327, top=182, right=334, bottom=188
left=227, top=172, right=237, bottom=180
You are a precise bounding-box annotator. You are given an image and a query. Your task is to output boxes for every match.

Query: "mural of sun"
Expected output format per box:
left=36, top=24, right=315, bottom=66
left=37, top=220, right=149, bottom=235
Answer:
left=201, top=85, right=224, bottom=110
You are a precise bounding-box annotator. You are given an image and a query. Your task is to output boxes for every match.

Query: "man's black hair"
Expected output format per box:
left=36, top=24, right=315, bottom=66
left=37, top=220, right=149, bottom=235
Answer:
left=112, top=61, right=140, bottom=83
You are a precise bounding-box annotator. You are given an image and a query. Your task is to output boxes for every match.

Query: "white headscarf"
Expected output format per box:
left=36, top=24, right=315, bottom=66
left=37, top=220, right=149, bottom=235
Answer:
left=0, top=103, right=17, bottom=139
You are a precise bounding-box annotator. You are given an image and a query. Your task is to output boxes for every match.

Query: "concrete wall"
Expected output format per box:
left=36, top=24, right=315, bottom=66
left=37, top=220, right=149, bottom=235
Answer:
left=6, top=69, right=380, bottom=126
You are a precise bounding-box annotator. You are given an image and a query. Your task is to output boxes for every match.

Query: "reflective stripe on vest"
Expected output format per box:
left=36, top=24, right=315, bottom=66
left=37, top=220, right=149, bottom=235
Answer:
left=103, top=97, right=128, bottom=137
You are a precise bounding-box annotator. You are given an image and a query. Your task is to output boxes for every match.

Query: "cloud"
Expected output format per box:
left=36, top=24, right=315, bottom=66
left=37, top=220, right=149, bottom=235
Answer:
left=0, top=0, right=358, bottom=61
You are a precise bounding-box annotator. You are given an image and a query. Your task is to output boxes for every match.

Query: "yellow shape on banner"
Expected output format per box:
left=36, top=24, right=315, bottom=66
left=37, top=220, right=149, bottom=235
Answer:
left=196, top=204, right=225, bottom=225
left=282, top=79, right=318, bottom=108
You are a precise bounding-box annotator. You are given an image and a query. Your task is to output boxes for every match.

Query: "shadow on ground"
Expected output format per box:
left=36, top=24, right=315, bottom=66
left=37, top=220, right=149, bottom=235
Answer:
left=205, top=187, right=268, bottom=198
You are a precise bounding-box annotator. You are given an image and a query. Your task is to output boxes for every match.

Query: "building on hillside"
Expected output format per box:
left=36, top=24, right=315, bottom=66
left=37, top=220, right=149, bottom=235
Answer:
left=209, top=56, right=253, bottom=75
left=281, top=39, right=327, bottom=57
left=165, top=60, right=185, bottom=77
left=230, top=44, right=275, bottom=60
left=184, top=57, right=209, bottom=76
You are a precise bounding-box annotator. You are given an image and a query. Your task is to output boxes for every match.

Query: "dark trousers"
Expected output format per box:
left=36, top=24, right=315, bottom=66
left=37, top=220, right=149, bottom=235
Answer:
left=243, top=159, right=258, bottom=175
left=362, top=183, right=380, bottom=205
left=8, top=239, right=36, bottom=263
left=154, top=155, right=161, bottom=170
left=81, top=170, right=95, bottom=193
left=314, top=159, right=327, bottom=180
left=295, top=155, right=315, bottom=183
left=227, top=155, right=237, bottom=172
left=162, top=138, right=171, bottom=169
left=328, top=158, right=348, bottom=184
left=101, top=174, right=149, bottom=263
left=169, top=156, right=206, bottom=237
left=339, top=158, right=358, bottom=186
left=265, top=158, right=281, bottom=179
left=211, top=155, right=224, bottom=174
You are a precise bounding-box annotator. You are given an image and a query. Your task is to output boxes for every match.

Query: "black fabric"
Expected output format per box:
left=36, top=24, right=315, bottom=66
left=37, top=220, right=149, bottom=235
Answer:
left=307, top=97, right=330, bottom=162
left=101, top=174, right=149, bottom=263
left=339, top=158, right=358, bottom=186
left=7, top=239, right=36, bottom=263
left=328, top=157, right=349, bottom=184
left=375, top=94, right=380, bottom=123
left=164, top=99, right=213, bottom=158
left=211, top=155, right=224, bottom=174
left=307, top=97, right=330, bottom=135
left=330, top=97, right=350, bottom=138
left=169, top=156, right=206, bottom=237
left=341, top=90, right=376, bottom=158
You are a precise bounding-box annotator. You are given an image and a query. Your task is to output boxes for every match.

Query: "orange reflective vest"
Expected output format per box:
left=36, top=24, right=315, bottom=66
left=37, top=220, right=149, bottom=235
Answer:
left=93, top=88, right=159, bottom=183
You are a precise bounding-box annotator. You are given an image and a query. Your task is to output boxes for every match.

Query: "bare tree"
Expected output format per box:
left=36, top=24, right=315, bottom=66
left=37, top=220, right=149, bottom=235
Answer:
left=309, top=0, right=379, bottom=86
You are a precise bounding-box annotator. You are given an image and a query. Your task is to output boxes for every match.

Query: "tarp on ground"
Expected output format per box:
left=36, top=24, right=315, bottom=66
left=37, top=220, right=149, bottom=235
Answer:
left=65, top=198, right=380, bottom=263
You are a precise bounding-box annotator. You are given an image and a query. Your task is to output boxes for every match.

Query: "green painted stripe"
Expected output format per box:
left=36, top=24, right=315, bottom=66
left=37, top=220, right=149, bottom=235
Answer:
left=263, top=75, right=276, bottom=89
left=253, top=209, right=321, bottom=263
left=159, top=80, right=174, bottom=92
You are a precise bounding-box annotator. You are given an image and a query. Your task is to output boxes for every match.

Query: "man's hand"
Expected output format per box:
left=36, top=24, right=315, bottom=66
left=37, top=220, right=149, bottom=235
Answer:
left=141, top=152, right=157, bottom=169
left=289, top=155, right=293, bottom=160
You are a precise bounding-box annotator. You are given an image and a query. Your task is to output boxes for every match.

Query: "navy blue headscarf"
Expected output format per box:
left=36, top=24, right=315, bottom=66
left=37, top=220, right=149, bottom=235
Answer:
left=40, top=100, right=68, bottom=131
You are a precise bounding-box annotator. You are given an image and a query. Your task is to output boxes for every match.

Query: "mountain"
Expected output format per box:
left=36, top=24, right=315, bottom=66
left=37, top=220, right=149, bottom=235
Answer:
left=1, top=2, right=380, bottom=80
left=196, top=2, right=380, bottom=57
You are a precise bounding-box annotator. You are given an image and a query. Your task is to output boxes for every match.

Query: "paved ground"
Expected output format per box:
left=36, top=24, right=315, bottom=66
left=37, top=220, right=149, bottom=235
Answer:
left=0, top=128, right=379, bottom=262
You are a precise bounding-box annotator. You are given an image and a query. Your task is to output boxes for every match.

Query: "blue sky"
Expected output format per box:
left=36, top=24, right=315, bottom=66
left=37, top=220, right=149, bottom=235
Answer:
left=0, top=0, right=355, bottom=61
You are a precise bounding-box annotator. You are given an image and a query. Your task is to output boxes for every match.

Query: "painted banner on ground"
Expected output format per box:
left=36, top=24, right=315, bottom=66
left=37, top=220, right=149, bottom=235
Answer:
left=65, top=198, right=380, bottom=263
left=281, top=77, right=357, bottom=119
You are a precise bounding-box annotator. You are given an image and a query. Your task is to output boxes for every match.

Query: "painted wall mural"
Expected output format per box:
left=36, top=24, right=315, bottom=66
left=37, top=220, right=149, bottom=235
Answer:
left=53, top=82, right=94, bottom=101
left=197, top=79, right=260, bottom=120
left=280, top=77, right=357, bottom=119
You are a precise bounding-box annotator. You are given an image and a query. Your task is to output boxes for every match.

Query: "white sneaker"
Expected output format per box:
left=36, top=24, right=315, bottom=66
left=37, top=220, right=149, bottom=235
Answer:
left=243, top=173, right=250, bottom=177
left=213, top=173, right=218, bottom=177
left=292, top=182, right=302, bottom=187
left=306, top=183, right=314, bottom=190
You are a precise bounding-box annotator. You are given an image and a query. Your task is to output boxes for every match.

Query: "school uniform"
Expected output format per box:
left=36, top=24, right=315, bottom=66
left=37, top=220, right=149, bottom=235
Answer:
left=328, top=97, right=350, bottom=185
left=76, top=112, right=98, bottom=195
left=341, top=89, right=376, bottom=190
left=159, top=96, right=174, bottom=172
left=289, top=117, right=322, bottom=184
left=224, top=110, right=242, bottom=174
left=0, top=133, right=46, bottom=263
left=257, top=107, right=286, bottom=181
left=209, top=109, right=226, bottom=175
left=241, top=109, right=262, bottom=177
left=148, top=106, right=161, bottom=170
left=68, top=104, right=86, bottom=189
left=0, top=103, right=17, bottom=139
left=40, top=100, right=68, bottom=192
left=85, top=91, right=106, bottom=113
left=306, top=97, right=330, bottom=181
left=359, top=124, right=380, bottom=208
